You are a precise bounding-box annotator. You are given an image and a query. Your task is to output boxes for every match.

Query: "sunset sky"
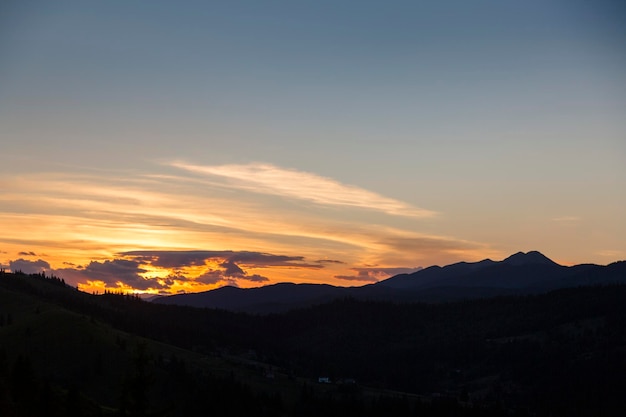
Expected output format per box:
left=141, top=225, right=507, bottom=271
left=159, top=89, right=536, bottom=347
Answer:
left=1, top=1, right=625, bottom=294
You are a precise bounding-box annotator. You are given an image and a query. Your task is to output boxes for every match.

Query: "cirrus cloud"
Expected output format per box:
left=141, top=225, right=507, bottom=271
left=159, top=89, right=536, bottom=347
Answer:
left=169, top=161, right=435, bottom=218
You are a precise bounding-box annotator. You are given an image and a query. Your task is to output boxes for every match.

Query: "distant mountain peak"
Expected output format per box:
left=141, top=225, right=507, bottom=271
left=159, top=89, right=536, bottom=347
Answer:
left=502, top=251, right=558, bottom=266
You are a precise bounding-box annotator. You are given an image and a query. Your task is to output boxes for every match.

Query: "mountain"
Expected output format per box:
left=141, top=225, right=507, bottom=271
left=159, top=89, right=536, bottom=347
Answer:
left=502, top=250, right=558, bottom=266
left=378, top=250, right=564, bottom=291
left=377, top=251, right=625, bottom=293
left=156, top=283, right=348, bottom=314
left=154, top=251, right=626, bottom=313
left=375, top=258, right=498, bottom=290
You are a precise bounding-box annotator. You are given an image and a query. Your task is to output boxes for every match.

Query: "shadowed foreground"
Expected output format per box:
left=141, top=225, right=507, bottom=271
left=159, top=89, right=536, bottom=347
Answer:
left=1, top=270, right=625, bottom=416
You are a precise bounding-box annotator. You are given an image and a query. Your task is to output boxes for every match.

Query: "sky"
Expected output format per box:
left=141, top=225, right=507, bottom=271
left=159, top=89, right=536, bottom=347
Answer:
left=1, top=0, right=625, bottom=294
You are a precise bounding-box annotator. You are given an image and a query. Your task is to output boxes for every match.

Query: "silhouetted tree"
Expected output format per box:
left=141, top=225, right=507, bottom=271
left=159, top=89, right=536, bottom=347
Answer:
left=37, top=380, right=53, bottom=417
left=65, top=385, right=80, bottom=417
left=119, top=342, right=153, bottom=417
left=10, top=354, right=36, bottom=415
left=0, top=348, right=7, bottom=376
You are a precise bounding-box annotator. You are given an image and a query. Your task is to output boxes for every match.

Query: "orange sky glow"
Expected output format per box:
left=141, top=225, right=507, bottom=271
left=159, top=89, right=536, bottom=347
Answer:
left=2, top=162, right=623, bottom=295
left=1, top=2, right=624, bottom=294
left=0, top=165, right=505, bottom=294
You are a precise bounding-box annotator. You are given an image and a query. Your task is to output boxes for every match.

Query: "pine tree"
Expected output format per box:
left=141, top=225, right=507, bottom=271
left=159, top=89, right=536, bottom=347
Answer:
left=119, top=342, right=153, bottom=417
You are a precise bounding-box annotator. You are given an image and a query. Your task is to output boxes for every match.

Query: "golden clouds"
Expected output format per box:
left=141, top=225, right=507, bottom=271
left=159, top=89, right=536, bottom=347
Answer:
left=0, top=162, right=493, bottom=292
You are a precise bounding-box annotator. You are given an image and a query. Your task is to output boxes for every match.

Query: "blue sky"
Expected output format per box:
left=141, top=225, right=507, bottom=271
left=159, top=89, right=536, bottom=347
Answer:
left=1, top=1, right=625, bottom=292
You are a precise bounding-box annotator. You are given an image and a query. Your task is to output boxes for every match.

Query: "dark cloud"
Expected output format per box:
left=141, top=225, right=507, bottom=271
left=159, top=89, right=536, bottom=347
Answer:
left=228, top=252, right=321, bottom=268
left=334, top=273, right=379, bottom=282
left=18, top=251, right=38, bottom=256
left=120, top=250, right=203, bottom=268
left=194, top=263, right=269, bottom=285
left=224, top=279, right=239, bottom=287
left=123, top=251, right=216, bottom=268
left=159, top=275, right=178, bottom=287
left=56, top=259, right=166, bottom=290
left=315, top=259, right=345, bottom=264
left=246, top=274, right=269, bottom=282
left=9, top=258, right=51, bottom=274
left=6, top=249, right=287, bottom=292
left=121, top=250, right=322, bottom=269
left=117, top=249, right=315, bottom=287
left=335, top=267, right=422, bottom=283
left=195, top=270, right=225, bottom=285
left=82, top=259, right=146, bottom=283
left=220, top=260, right=245, bottom=277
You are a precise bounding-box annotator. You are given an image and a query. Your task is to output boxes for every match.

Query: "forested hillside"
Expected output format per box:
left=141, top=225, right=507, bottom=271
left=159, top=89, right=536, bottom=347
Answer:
left=1, top=270, right=625, bottom=416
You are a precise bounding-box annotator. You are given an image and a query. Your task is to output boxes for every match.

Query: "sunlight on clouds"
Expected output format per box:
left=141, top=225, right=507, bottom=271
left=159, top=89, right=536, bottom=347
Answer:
left=78, top=280, right=108, bottom=294
left=169, top=161, right=436, bottom=218
left=137, top=264, right=173, bottom=280
left=0, top=166, right=494, bottom=292
left=2, top=212, right=181, bottom=249
left=1, top=172, right=428, bottom=256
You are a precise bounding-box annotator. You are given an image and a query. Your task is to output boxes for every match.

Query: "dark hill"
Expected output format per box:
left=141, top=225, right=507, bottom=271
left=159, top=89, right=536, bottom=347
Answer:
left=157, top=282, right=347, bottom=313
left=155, top=251, right=626, bottom=313
left=2, top=269, right=626, bottom=416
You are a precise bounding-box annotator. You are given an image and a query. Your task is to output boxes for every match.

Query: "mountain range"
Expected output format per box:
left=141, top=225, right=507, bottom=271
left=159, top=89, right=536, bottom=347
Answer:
left=155, top=251, right=626, bottom=313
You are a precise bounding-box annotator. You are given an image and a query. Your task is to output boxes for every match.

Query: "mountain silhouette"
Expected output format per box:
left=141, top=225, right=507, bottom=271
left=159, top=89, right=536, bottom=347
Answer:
left=157, top=283, right=347, bottom=314
left=378, top=250, right=566, bottom=290
left=501, top=250, right=559, bottom=266
left=155, top=251, right=626, bottom=313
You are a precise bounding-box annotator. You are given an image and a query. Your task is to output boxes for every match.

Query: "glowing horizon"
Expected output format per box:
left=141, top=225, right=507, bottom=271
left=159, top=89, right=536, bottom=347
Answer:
left=0, top=163, right=494, bottom=294
left=1, top=2, right=624, bottom=293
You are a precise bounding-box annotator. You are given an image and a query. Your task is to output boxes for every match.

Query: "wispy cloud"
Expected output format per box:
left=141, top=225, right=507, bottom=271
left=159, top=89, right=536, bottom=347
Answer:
left=169, top=161, right=435, bottom=218
left=0, top=166, right=494, bottom=290
left=378, top=234, right=483, bottom=255
left=315, top=259, right=345, bottom=265
left=552, top=216, right=581, bottom=223
left=596, top=250, right=625, bottom=259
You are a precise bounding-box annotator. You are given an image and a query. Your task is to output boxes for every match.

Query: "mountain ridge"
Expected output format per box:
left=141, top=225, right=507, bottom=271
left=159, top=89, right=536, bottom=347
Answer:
left=154, top=251, right=626, bottom=313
